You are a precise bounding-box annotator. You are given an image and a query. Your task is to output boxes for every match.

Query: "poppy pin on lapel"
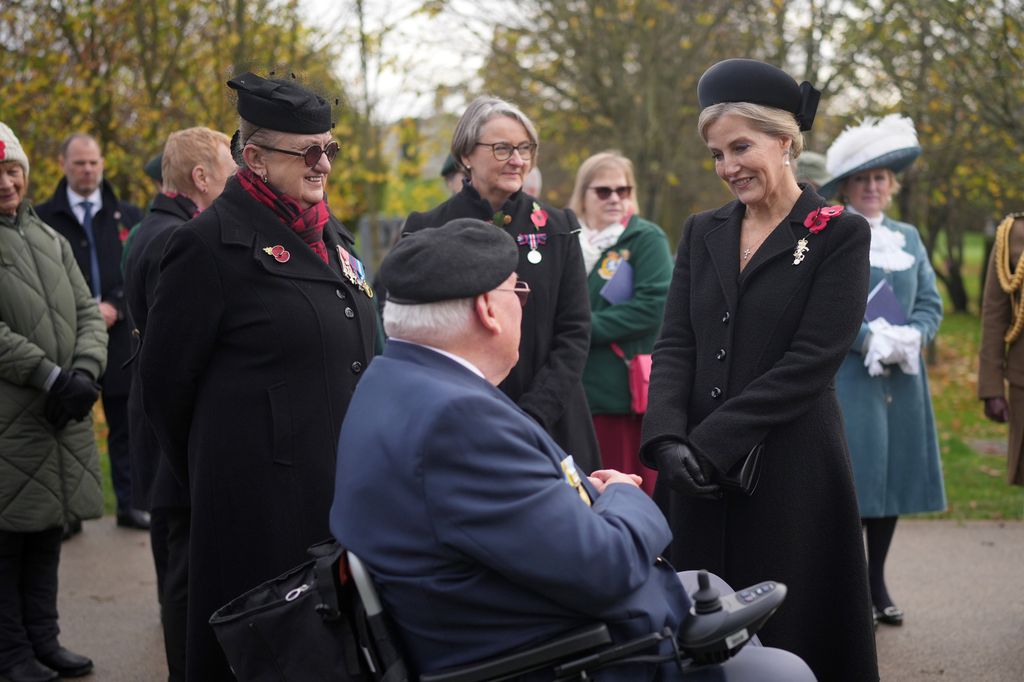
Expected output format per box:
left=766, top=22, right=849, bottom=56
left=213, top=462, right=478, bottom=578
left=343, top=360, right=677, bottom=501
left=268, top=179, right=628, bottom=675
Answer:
left=263, top=245, right=290, bottom=263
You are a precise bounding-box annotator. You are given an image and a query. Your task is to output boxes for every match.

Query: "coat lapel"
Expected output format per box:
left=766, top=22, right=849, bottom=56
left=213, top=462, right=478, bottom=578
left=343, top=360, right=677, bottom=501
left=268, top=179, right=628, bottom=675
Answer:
left=703, top=201, right=742, bottom=311
left=738, top=186, right=824, bottom=289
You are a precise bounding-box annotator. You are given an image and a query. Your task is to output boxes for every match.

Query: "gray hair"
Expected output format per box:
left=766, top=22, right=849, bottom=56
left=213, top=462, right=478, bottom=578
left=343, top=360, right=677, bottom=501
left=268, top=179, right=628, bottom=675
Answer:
left=383, top=298, right=476, bottom=346
left=451, top=96, right=539, bottom=174
left=697, top=102, right=804, bottom=160
left=236, top=118, right=286, bottom=170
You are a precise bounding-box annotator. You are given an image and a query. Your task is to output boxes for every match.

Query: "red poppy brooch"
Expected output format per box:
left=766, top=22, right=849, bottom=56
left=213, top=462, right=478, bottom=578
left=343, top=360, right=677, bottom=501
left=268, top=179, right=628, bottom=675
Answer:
left=794, top=205, right=844, bottom=265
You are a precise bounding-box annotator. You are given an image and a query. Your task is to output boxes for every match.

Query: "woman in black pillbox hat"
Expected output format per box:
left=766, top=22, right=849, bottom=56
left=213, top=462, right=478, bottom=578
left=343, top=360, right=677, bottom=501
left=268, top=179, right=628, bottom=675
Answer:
left=139, top=71, right=378, bottom=681
left=640, top=59, right=879, bottom=680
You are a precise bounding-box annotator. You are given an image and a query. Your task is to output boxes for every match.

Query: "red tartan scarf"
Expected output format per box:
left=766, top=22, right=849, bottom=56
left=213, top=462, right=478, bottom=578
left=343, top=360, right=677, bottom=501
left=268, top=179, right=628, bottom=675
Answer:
left=237, top=167, right=329, bottom=263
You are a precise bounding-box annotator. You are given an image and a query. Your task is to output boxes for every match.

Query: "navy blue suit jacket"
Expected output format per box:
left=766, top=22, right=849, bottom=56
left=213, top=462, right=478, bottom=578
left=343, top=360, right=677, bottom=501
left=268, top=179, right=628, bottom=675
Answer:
left=331, top=341, right=690, bottom=679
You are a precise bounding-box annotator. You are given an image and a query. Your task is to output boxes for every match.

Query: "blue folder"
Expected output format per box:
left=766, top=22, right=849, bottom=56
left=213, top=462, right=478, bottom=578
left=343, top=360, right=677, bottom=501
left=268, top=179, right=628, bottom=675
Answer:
left=600, top=260, right=634, bottom=305
left=865, top=279, right=907, bottom=325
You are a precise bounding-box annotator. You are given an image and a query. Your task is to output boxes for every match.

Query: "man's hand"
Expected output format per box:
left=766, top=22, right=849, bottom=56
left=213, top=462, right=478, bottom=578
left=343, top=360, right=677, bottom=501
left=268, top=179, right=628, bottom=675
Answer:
left=984, top=397, right=1010, bottom=423
left=651, top=440, right=721, bottom=499
left=588, top=469, right=642, bottom=494
left=99, top=301, right=118, bottom=328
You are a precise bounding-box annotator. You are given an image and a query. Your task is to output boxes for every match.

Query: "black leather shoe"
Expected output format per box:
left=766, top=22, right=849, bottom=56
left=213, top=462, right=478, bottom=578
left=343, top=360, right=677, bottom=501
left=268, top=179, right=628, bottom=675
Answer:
left=116, top=508, right=151, bottom=530
left=874, top=604, right=904, bottom=626
left=0, top=658, right=59, bottom=682
left=37, top=647, right=93, bottom=678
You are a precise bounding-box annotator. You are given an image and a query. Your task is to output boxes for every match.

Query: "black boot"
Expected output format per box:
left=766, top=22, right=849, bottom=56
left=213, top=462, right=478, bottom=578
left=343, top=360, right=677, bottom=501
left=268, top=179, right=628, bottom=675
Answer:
left=0, top=658, right=58, bottom=682
left=36, top=647, right=93, bottom=678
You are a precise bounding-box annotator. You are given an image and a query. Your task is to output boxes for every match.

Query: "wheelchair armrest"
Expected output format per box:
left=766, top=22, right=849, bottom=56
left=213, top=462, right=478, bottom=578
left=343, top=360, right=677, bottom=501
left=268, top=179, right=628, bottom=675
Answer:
left=419, top=623, right=612, bottom=682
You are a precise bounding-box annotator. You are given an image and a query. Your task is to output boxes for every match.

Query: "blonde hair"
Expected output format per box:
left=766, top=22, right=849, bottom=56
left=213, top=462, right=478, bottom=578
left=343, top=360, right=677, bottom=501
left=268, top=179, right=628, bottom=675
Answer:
left=162, top=127, right=231, bottom=194
left=697, top=102, right=804, bottom=159
left=568, top=151, right=639, bottom=222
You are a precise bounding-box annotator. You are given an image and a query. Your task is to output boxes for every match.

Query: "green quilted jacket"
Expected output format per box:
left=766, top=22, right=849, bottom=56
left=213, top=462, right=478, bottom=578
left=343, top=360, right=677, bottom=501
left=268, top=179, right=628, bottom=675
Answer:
left=0, top=201, right=107, bottom=532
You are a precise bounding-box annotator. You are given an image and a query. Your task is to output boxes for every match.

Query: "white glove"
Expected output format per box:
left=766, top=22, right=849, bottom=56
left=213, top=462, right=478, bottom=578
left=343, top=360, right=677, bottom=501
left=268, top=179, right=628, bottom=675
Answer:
left=864, top=319, right=922, bottom=376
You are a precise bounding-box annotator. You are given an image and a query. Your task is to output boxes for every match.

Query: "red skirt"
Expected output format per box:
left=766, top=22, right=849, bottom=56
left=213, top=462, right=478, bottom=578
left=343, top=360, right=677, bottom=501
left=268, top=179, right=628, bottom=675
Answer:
left=592, top=414, right=658, bottom=497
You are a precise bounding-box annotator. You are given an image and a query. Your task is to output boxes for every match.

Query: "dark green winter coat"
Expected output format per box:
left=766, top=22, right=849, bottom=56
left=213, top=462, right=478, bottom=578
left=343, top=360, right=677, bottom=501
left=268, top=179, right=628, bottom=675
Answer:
left=582, top=216, right=673, bottom=415
left=0, top=201, right=107, bottom=532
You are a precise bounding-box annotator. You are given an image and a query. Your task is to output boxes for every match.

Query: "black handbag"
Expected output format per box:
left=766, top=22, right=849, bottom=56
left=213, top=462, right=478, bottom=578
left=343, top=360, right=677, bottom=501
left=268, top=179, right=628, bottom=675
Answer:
left=209, top=539, right=367, bottom=682
left=717, top=443, right=764, bottom=496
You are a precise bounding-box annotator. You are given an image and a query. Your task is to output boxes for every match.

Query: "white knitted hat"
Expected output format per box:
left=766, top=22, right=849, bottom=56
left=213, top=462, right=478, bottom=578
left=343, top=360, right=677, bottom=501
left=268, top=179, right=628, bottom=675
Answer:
left=0, top=122, right=29, bottom=178
left=819, top=114, right=921, bottom=198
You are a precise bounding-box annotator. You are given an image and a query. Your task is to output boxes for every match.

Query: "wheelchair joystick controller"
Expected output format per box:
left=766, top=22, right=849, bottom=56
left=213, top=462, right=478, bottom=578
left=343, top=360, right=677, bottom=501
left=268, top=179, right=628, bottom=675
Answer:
left=677, top=571, right=787, bottom=665
left=692, top=571, right=722, bottom=614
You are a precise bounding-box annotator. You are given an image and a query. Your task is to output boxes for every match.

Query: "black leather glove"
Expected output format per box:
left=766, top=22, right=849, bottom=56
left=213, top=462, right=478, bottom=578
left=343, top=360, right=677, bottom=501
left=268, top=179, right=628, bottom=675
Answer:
left=651, top=440, right=721, bottom=499
left=48, top=369, right=101, bottom=421
left=44, top=394, right=74, bottom=430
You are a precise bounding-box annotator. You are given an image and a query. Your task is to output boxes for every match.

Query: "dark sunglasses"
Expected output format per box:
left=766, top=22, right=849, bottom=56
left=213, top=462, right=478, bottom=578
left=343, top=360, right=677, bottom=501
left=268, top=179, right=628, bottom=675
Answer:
left=590, top=185, right=632, bottom=200
left=256, top=141, right=340, bottom=168
left=495, top=280, right=531, bottom=307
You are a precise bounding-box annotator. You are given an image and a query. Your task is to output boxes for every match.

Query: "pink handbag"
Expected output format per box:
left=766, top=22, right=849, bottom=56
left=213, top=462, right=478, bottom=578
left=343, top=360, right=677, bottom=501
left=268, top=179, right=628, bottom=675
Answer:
left=610, top=343, right=652, bottom=414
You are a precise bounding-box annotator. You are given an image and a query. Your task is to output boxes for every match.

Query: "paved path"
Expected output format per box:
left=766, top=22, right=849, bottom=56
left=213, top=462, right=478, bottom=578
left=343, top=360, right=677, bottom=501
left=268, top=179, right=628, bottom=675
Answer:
left=55, top=517, right=1024, bottom=681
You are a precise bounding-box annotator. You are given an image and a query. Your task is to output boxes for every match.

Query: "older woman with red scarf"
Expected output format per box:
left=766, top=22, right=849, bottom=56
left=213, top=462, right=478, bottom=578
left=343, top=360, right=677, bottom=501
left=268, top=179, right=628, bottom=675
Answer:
left=139, top=72, right=378, bottom=681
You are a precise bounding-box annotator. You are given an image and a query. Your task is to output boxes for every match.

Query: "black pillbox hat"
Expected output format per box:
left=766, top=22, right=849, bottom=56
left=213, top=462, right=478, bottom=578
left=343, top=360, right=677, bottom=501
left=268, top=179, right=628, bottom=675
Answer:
left=227, top=72, right=332, bottom=134
left=383, top=218, right=519, bottom=304
left=697, top=58, right=821, bottom=131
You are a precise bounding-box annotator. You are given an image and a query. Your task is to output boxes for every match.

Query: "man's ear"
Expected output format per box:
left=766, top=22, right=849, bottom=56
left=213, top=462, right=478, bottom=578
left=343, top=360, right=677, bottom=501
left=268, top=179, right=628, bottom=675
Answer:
left=475, top=293, right=501, bottom=334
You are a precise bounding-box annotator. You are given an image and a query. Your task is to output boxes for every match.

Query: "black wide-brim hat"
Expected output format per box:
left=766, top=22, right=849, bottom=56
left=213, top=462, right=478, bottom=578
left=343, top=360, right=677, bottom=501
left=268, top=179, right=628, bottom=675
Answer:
left=383, top=218, right=519, bottom=304
left=227, top=72, right=332, bottom=134
left=819, top=114, right=922, bottom=198
left=697, top=58, right=821, bottom=131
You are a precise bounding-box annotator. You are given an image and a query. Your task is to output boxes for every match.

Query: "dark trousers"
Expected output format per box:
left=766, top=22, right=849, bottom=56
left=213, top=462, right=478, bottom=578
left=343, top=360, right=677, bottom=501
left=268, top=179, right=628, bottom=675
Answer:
left=103, top=394, right=133, bottom=512
left=0, top=528, right=62, bottom=671
left=160, top=507, right=190, bottom=682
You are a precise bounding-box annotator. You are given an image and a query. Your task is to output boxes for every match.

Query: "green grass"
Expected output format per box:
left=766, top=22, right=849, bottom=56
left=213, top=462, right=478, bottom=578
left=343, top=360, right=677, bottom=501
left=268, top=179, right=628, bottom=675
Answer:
left=87, top=231, right=1024, bottom=520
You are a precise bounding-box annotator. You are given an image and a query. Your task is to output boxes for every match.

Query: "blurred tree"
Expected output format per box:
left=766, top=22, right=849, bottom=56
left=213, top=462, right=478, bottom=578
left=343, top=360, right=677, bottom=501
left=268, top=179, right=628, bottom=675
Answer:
left=830, top=0, right=1024, bottom=312
left=0, top=0, right=357, bottom=213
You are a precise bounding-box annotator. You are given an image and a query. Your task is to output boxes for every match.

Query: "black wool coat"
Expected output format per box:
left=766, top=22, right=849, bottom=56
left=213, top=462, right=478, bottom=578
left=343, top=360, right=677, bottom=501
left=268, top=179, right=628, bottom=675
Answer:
left=139, top=179, right=378, bottom=682
left=123, top=193, right=196, bottom=511
left=640, top=186, right=879, bottom=681
left=36, top=178, right=143, bottom=396
left=404, top=185, right=600, bottom=472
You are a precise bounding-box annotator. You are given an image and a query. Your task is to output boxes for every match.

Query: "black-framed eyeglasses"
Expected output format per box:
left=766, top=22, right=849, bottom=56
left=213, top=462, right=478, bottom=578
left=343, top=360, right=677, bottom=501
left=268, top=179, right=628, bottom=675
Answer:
left=475, top=142, right=537, bottom=161
left=495, top=280, right=531, bottom=307
left=589, top=185, right=632, bottom=200
left=256, top=141, right=340, bottom=168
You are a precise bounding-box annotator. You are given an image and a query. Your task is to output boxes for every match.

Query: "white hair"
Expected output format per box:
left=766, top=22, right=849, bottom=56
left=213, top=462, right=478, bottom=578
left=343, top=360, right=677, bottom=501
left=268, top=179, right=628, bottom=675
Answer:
left=383, top=298, right=476, bottom=345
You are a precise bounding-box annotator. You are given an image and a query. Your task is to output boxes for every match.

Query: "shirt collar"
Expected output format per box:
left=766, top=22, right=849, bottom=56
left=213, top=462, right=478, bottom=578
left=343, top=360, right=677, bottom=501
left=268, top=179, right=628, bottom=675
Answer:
left=389, top=338, right=485, bottom=379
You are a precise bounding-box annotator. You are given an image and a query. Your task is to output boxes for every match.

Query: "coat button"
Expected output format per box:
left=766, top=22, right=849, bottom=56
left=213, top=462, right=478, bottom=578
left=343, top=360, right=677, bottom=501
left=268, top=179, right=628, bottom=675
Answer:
left=710, top=387, right=722, bottom=399
left=715, top=349, right=727, bottom=361
left=335, top=289, right=346, bottom=299
left=722, top=311, right=730, bottom=324
left=351, top=361, right=362, bottom=374
left=81, top=239, right=89, bottom=248
left=344, top=307, right=355, bottom=318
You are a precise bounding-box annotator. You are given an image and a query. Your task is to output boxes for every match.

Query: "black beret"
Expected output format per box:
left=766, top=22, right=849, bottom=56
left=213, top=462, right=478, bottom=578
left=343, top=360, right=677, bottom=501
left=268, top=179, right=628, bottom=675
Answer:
left=697, top=58, right=821, bottom=131
left=382, top=218, right=519, bottom=304
left=227, top=72, right=332, bottom=134
left=144, top=153, right=163, bottom=183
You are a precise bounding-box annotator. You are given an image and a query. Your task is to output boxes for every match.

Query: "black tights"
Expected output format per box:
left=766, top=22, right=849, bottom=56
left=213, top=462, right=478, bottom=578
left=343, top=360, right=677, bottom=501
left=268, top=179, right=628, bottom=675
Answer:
left=863, top=516, right=898, bottom=609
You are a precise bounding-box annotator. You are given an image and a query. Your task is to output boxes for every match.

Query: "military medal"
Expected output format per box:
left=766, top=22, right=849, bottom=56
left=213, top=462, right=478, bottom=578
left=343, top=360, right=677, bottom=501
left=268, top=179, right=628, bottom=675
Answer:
left=560, top=455, right=592, bottom=507
left=336, top=245, right=374, bottom=298
left=263, top=245, right=291, bottom=263
left=792, top=238, right=810, bottom=265
left=517, top=232, right=547, bottom=265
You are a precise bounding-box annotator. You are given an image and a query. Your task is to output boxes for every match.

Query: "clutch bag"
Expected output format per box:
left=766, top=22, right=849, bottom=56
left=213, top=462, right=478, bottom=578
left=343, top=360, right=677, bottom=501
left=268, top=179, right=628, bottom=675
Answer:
left=718, top=443, right=764, bottom=496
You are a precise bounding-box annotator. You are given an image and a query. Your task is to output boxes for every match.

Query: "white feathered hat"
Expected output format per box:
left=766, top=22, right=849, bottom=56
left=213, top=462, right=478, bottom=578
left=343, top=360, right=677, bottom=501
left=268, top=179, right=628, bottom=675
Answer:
left=819, top=114, right=921, bottom=198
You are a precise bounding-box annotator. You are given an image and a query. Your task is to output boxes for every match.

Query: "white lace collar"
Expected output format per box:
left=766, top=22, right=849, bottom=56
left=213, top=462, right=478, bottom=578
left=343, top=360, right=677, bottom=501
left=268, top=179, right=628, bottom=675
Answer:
left=849, top=207, right=916, bottom=272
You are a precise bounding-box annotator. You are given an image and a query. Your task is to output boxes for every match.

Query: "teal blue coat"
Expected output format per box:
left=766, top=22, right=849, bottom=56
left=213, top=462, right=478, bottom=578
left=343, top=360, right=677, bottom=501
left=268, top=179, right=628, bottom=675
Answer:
left=835, top=216, right=947, bottom=517
left=582, top=216, right=673, bottom=415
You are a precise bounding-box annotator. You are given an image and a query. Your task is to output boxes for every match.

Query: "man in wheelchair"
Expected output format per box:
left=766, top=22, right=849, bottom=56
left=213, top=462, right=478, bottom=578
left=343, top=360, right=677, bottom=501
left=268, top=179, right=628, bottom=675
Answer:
left=330, top=219, right=813, bottom=680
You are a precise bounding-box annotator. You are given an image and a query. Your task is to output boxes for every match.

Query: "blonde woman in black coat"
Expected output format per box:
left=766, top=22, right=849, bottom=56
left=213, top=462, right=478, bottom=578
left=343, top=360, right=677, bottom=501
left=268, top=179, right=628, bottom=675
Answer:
left=640, top=60, right=878, bottom=681
left=139, top=73, right=377, bottom=681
